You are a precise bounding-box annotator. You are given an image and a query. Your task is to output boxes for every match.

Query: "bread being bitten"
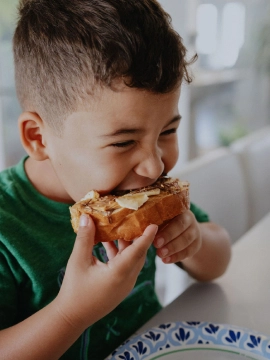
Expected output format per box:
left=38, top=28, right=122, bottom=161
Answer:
left=69, top=177, right=190, bottom=243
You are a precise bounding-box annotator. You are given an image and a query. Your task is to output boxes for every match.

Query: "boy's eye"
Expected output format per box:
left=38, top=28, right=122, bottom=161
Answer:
left=110, top=128, right=177, bottom=148
left=160, top=128, right=177, bottom=136
left=111, top=140, right=135, bottom=148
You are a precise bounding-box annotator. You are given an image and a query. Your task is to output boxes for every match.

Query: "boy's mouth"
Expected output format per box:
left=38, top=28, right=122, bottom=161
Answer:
left=97, top=173, right=168, bottom=197
left=111, top=174, right=169, bottom=196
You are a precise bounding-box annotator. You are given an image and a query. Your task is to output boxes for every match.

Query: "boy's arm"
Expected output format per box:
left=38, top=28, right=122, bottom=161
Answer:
left=0, top=216, right=158, bottom=360
left=154, top=210, right=231, bottom=282
left=180, top=221, right=231, bottom=281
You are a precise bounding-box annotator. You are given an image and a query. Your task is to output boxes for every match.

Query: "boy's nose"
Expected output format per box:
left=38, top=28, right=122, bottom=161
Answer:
left=133, top=147, right=164, bottom=180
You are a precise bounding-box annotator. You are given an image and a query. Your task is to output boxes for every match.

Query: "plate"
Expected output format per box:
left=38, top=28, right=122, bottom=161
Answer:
left=106, top=322, right=270, bottom=359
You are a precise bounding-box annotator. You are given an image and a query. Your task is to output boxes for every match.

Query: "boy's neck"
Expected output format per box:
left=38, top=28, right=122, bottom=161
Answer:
left=24, top=157, right=74, bottom=204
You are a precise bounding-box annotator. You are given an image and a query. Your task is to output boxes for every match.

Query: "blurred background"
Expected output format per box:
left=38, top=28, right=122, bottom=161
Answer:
left=1, top=0, right=270, bottom=170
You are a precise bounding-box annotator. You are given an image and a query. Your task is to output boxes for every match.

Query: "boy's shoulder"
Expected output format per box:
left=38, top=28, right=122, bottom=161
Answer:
left=0, top=156, right=73, bottom=259
left=0, top=156, right=71, bottom=221
left=0, top=163, right=18, bottom=199
left=0, top=158, right=26, bottom=204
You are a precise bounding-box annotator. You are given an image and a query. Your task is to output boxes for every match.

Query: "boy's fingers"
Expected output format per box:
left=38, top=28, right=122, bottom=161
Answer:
left=118, top=239, right=131, bottom=253
left=71, top=215, right=96, bottom=265
left=135, top=224, right=159, bottom=252
left=117, top=224, right=158, bottom=268
left=141, top=224, right=159, bottom=238
left=134, top=224, right=159, bottom=252
left=102, top=241, right=118, bottom=260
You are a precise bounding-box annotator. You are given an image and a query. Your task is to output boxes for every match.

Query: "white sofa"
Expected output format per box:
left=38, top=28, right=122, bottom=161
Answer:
left=156, top=127, right=270, bottom=306
left=171, top=147, right=249, bottom=244
left=231, top=126, right=270, bottom=226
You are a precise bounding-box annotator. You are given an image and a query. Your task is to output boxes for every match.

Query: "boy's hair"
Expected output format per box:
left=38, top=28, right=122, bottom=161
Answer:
left=13, top=0, right=196, bottom=134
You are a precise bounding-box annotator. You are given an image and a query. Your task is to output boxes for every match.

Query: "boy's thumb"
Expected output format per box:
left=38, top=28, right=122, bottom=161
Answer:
left=71, top=214, right=96, bottom=264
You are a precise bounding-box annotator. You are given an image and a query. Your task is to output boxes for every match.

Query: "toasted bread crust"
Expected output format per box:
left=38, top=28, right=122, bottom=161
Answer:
left=70, top=182, right=189, bottom=243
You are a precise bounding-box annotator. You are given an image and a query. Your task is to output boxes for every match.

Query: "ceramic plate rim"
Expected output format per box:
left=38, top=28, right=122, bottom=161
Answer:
left=106, top=321, right=270, bottom=360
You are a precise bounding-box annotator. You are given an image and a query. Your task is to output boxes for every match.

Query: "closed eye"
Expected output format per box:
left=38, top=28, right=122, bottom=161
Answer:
left=111, top=128, right=177, bottom=147
left=111, top=140, right=136, bottom=148
left=160, top=128, right=177, bottom=136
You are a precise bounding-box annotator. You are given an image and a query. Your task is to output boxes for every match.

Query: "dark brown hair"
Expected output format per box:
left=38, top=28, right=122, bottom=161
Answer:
left=13, top=0, right=196, bottom=133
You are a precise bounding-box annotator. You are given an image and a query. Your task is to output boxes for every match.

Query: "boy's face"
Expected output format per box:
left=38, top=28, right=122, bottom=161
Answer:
left=44, top=85, right=181, bottom=202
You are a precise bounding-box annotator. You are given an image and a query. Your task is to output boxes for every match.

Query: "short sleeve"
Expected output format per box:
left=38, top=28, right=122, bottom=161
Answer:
left=190, top=202, right=210, bottom=223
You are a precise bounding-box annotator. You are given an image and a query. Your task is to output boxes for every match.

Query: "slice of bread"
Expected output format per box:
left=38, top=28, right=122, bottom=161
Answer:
left=70, top=177, right=189, bottom=243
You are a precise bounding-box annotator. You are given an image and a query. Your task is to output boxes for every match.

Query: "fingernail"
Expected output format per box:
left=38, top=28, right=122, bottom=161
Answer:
left=156, top=237, right=164, bottom=248
left=150, top=224, right=158, bottom=235
left=79, top=214, right=89, bottom=227
left=161, top=247, right=168, bottom=257
left=163, top=256, right=171, bottom=263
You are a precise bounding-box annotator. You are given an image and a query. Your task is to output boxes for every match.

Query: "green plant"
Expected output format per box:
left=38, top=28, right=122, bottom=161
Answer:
left=219, top=123, right=249, bottom=146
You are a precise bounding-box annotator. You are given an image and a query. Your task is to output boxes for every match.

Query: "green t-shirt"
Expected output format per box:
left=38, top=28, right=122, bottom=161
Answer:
left=0, top=157, right=209, bottom=359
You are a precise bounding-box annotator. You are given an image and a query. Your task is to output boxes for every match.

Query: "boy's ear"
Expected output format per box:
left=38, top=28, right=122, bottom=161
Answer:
left=18, top=111, right=49, bottom=161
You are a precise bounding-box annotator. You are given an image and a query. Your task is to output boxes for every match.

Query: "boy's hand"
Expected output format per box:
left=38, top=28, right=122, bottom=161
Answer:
left=153, top=210, right=202, bottom=264
left=56, top=215, right=158, bottom=331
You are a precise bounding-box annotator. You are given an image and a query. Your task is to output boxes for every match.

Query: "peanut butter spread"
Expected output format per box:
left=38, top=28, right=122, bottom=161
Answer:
left=78, top=177, right=188, bottom=212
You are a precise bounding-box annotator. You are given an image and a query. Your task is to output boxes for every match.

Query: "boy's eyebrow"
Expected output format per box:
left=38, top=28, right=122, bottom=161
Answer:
left=101, top=115, right=182, bottom=138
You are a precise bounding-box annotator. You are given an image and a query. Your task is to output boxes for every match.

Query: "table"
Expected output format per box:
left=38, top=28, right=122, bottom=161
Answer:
left=137, top=212, right=270, bottom=336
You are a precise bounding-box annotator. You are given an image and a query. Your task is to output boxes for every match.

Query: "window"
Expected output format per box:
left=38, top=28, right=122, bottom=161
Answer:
left=196, top=4, right=218, bottom=55
left=196, top=2, right=246, bottom=69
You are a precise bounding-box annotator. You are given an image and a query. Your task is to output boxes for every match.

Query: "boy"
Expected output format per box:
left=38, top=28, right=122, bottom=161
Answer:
left=0, top=0, right=231, bottom=359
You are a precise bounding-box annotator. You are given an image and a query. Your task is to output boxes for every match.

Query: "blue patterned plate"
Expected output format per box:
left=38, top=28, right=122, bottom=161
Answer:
left=106, top=322, right=270, bottom=359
